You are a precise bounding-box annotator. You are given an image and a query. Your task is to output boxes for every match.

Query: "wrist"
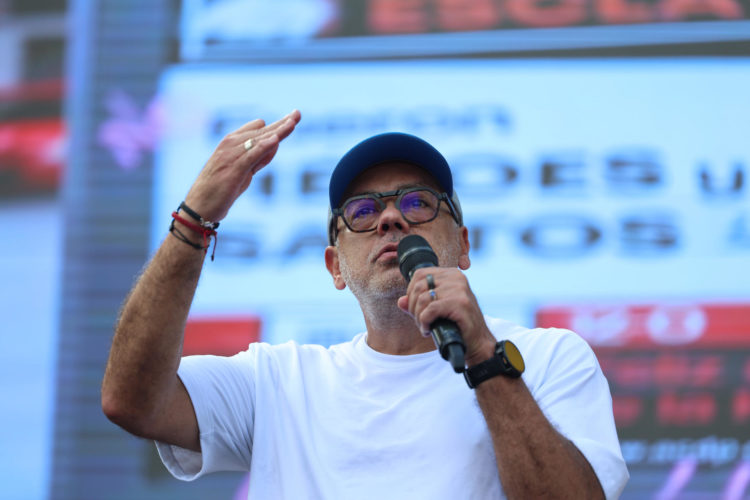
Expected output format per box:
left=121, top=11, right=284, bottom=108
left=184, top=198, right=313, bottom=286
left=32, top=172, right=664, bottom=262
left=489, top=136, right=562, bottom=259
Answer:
left=177, top=207, right=200, bottom=224
left=169, top=201, right=220, bottom=260
left=464, top=339, right=525, bottom=388
left=464, top=335, right=497, bottom=368
left=183, top=195, right=223, bottom=223
left=172, top=214, right=204, bottom=245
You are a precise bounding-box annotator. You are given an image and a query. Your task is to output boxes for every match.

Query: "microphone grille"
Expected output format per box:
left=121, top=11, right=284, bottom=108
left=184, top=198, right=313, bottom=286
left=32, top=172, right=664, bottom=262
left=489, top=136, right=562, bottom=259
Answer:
left=397, top=235, right=438, bottom=282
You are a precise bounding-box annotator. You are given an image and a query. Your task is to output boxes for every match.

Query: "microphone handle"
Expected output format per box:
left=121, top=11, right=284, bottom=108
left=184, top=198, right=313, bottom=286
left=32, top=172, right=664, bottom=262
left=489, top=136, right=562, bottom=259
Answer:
left=430, top=318, right=466, bottom=373
left=408, top=262, right=466, bottom=373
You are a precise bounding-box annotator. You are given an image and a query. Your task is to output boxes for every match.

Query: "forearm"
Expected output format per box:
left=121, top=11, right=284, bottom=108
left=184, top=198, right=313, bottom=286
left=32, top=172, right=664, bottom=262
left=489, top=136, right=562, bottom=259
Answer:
left=475, top=376, right=604, bottom=500
left=102, top=220, right=205, bottom=427
left=101, top=111, right=300, bottom=446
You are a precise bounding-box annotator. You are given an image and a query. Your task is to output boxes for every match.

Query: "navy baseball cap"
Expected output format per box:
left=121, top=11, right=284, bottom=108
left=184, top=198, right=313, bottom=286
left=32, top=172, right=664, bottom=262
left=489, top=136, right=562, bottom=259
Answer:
left=327, top=132, right=462, bottom=245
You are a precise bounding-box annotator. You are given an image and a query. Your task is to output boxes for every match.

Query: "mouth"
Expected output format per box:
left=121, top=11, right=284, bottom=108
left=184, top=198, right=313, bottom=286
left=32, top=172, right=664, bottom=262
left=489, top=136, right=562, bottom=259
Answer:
left=374, top=243, right=400, bottom=263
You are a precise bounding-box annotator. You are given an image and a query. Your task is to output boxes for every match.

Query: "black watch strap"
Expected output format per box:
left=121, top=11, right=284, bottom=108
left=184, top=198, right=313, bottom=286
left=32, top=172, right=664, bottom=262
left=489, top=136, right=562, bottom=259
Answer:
left=464, top=340, right=524, bottom=389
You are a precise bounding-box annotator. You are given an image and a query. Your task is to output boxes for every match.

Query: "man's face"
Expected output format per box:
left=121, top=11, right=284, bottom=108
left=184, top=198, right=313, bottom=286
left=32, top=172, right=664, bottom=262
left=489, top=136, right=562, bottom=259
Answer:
left=324, top=162, right=470, bottom=303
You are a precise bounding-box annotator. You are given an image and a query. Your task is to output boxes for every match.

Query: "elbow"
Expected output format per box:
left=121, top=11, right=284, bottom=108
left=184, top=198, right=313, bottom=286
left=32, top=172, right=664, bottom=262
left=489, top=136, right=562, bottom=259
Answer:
left=101, top=387, right=152, bottom=438
left=101, top=389, right=124, bottom=424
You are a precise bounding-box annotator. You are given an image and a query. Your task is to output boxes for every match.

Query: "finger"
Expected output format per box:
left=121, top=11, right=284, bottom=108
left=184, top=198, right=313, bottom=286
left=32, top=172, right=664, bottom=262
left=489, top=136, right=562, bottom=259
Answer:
left=404, top=283, right=431, bottom=334
left=250, top=137, right=281, bottom=174
left=245, top=134, right=279, bottom=162
left=242, top=115, right=297, bottom=151
left=417, top=299, right=446, bottom=334
left=416, top=289, right=441, bottom=332
left=235, top=118, right=266, bottom=133
left=232, top=136, right=280, bottom=192
left=235, top=133, right=272, bottom=159
left=406, top=278, right=423, bottom=317
left=267, top=111, right=301, bottom=141
left=418, top=305, right=435, bottom=336
left=409, top=267, right=438, bottom=286
left=414, top=276, right=461, bottom=328
left=404, top=267, right=426, bottom=300
left=397, top=295, right=410, bottom=313
left=262, top=109, right=301, bottom=136
left=234, top=110, right=300, bottom=149
left=406, top=268, right=436, bottom=315
left=267, top=116, right=298, bottom=142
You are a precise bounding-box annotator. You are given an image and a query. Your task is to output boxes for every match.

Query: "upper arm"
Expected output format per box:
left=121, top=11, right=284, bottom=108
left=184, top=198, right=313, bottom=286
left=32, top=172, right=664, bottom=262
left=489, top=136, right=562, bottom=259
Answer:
left=529, top=331, right=628, bottom=499
left=103, top=373, right=201, bottom=452
left=151, top=352, right=257, bottom=474
left=145, top=375, right=201, bottom=452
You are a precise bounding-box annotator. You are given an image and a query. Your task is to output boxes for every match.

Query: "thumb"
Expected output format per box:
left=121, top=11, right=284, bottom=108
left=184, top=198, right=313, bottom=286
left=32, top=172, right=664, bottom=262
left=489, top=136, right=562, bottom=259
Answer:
left=397, top=295, right=409, bottom=312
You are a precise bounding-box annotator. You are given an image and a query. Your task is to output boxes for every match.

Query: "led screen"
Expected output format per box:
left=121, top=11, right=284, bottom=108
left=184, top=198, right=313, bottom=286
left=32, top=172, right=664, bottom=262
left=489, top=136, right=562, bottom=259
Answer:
left=150, top=59, right=750, bottom=497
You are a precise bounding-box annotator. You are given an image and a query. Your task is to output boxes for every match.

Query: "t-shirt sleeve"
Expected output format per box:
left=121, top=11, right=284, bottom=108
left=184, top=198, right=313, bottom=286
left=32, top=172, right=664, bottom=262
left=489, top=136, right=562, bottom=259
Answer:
left=523, top=329, right=629, bottom=500
left=155, top=347, right=258, bottom=480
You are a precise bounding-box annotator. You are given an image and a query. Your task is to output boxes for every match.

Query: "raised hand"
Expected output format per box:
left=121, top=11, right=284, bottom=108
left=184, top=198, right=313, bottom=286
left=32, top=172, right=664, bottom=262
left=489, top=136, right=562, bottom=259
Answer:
left=183, top=109, right=301, bottom=222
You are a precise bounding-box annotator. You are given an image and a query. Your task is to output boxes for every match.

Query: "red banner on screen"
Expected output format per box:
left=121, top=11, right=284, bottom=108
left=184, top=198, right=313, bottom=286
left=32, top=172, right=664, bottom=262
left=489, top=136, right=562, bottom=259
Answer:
left=536, top=302, right=750, bottom=348
left=536, top=302, right=750, bottom=433
left=183, top=316, right=262, bottom=356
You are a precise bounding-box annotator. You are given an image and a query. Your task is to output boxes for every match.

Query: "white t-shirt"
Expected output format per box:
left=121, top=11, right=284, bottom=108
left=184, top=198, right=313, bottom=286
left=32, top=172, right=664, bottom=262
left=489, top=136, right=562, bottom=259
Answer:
left=157, top=317, right=628, bottom=499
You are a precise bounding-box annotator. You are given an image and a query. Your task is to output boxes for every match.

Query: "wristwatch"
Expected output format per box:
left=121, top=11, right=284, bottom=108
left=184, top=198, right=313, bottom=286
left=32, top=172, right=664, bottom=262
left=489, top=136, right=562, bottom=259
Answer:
left=464, top=340, right=525, bottom=389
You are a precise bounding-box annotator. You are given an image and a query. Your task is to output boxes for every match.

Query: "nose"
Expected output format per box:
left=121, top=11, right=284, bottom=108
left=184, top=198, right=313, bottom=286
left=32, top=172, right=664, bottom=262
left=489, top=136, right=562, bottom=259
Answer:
left=376, top=200, right=410, bottom=237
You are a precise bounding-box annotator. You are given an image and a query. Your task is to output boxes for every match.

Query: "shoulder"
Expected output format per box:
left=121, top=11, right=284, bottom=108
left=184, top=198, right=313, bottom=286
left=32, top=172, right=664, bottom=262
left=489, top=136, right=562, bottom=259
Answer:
left=485, top=316, right=593, bottom=356
left=483, top=315, right=601, bottom=384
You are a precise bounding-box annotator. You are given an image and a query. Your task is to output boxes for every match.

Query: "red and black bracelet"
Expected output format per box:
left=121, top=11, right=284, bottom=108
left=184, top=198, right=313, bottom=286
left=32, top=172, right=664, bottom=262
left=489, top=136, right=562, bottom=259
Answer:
left=169, top=202, right=219, bottom=260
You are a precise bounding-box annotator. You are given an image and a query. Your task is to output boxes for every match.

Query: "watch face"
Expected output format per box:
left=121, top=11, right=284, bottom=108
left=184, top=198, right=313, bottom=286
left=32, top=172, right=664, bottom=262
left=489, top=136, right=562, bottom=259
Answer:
left=503, top=340, right=525, bottom=374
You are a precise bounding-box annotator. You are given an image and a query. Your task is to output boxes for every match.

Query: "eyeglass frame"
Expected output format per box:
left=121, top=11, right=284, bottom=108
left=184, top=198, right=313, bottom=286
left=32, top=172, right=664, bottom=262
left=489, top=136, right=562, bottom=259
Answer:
left=328, top=186, right=462, bottom=244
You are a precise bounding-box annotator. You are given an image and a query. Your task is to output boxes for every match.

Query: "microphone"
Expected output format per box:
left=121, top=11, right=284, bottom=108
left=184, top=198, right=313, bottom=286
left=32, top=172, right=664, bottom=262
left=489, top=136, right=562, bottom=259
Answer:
left=397, top=235, right=466, bottom=373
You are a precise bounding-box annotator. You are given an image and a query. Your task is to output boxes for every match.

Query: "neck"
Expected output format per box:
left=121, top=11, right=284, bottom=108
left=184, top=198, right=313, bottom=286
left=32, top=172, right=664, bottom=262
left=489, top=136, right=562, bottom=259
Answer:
left=359, top=292, right=436, bottom=356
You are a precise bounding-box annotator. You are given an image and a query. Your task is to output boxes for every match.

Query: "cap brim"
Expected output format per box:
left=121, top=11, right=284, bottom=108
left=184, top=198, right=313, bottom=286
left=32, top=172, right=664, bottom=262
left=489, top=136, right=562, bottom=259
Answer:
left=328, top=132, right=454, bottom=209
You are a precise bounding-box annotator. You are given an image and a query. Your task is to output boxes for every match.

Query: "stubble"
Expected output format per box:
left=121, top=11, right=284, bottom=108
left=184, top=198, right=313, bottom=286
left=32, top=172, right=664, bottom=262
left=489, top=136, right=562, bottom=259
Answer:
left=337, top=233, right=462, bottom=333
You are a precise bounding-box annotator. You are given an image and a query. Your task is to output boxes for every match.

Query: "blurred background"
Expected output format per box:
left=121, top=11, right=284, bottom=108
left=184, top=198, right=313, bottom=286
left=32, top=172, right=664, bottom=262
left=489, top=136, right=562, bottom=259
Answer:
left=1, top=0, right=749, bottom=498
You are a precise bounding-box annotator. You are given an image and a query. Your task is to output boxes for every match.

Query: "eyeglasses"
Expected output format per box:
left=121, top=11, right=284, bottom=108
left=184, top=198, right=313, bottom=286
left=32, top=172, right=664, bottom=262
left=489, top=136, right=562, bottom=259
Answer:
left=331, top=187, right=460, bottom=239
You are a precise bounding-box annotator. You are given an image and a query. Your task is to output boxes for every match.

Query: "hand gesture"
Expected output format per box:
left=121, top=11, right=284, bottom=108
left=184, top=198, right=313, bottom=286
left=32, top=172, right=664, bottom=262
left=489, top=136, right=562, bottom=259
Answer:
left=183, top=109, right=301, bottom=222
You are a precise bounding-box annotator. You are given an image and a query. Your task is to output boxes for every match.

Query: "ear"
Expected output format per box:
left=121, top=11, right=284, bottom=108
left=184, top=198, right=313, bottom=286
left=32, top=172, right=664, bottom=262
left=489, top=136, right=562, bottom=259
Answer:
left=324, top=245, right=347, bottom=290
left=458, top=226, right=471, bottom=270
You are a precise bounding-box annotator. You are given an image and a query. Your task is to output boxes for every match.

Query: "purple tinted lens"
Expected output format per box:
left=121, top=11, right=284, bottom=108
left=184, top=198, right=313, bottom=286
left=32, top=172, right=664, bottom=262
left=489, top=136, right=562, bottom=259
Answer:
left=344, top=197, right=379, bottom=230
left=400, top=190, right=438, bottom=221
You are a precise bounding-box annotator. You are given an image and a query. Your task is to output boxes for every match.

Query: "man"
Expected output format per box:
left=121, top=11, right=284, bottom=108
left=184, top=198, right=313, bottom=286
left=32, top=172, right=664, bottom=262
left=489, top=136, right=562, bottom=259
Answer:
left=102, top=110, right=628, bottom=499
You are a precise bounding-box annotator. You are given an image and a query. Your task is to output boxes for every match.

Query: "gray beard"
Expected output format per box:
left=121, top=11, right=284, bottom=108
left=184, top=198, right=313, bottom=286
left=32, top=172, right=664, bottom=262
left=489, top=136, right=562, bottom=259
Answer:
left=339, top=257, right=414, bottom=333
left=338, top=238, right=461, bottom=334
